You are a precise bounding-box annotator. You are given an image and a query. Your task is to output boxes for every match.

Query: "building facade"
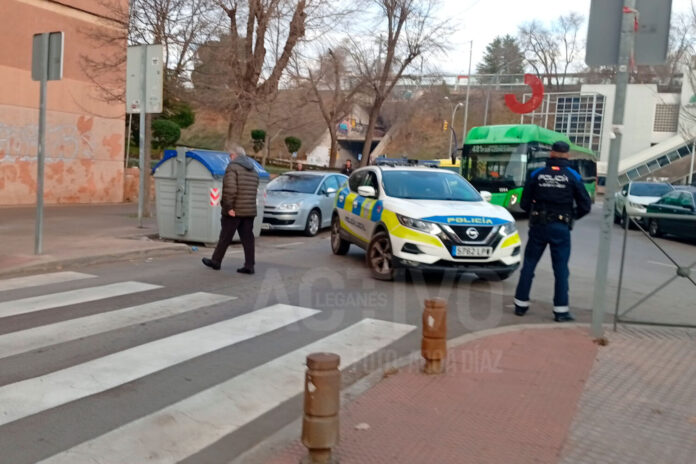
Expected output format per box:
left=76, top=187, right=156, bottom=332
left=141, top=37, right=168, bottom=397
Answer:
left=0, top=0, right=127, bottom=205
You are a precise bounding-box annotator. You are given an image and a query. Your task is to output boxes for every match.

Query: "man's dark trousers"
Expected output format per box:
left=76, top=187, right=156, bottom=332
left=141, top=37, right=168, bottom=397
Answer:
left=514, top=222, right=571, bottom=310
left=211, top=215, right=255, bottom=269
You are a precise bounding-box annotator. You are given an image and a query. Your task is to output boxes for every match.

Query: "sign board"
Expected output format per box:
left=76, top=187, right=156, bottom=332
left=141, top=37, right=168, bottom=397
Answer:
left=126, top=44, right=164, bottom=114
left=586, top=0, right=672, bottom=66
left=32, top=32, right=64, bottom=81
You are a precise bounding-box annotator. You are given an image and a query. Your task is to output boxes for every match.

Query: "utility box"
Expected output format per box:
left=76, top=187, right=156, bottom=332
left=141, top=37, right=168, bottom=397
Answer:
left=152, top=147, right=269, bottom=244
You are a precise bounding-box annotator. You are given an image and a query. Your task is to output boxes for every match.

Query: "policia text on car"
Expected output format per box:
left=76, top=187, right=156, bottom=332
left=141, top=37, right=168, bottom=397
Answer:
left=513, top=141, right=592, bottom=322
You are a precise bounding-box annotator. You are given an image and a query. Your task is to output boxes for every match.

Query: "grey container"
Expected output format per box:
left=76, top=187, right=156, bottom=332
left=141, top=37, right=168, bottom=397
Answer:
left=152, top=147, right=270, bottom=244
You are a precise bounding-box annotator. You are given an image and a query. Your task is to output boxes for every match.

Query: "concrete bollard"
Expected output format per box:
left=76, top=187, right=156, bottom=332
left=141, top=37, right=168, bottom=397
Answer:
left=421, top=297, right=447, bottom=375
left=301, top=353, right=340, bottom=464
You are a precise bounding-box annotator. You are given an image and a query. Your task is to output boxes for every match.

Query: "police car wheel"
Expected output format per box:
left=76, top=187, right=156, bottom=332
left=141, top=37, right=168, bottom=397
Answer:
left=367, top=231, right=395, bottom=281
left=331, top=215, right=350, bottom=255
left=305, top=210, right=321, bottom=237
left=648, top=219, right=661, bottom=238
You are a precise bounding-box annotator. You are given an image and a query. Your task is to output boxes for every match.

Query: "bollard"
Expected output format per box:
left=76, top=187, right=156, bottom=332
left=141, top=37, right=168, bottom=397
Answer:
left=301, top=353, right=340, bottom=464
left=421, top=297, right=447, bottom=374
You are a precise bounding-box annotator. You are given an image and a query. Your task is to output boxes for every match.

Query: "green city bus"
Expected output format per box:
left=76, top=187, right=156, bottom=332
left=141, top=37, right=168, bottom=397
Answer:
left=460, top=124, right=597, bottom=212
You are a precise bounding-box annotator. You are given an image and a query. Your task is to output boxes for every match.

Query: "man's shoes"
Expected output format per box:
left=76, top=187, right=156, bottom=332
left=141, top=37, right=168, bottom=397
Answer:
left=237, top=267, right=255, bottom=275
left=202, top=258, right=221, bottom=270
left=553, top=311, right=575, bottom=322
left=514, top=305, right=528, bottom=316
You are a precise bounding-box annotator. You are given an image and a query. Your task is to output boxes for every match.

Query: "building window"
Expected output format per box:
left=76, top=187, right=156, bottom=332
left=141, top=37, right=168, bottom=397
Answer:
left=653, top=104, right=679, bottom=132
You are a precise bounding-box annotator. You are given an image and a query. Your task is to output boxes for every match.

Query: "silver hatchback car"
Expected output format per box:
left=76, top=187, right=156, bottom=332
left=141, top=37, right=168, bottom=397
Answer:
left=262, top=171, right=348, bottom=236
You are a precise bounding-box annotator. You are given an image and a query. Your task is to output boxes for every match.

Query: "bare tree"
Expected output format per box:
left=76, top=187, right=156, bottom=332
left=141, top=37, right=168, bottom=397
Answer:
left=353, top=0, right=446, bottom=166
left=518, top=13, right=585, bottom=89
left=300, top=46, right=366, bottom=167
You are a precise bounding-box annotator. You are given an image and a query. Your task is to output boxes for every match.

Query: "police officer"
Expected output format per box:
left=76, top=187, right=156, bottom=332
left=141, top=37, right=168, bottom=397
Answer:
left=513, top=141, right=592, bottom=322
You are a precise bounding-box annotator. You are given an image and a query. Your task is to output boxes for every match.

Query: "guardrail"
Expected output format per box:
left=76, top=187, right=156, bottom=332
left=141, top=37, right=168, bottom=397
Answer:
left=613, top=211, right=696, bottom=330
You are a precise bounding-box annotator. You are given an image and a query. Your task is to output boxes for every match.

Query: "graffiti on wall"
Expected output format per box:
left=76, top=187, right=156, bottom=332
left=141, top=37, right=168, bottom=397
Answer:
left=0, top=116, right=95, bottom=162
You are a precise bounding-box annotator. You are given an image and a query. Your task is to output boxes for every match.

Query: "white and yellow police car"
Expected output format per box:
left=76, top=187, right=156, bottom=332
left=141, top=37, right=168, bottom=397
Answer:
left=330, top=166, right=521, bottom=280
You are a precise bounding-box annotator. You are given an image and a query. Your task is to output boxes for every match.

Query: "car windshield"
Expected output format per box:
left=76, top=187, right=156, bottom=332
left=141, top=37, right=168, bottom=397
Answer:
left=630, top=183, right=673, bottom=197
left=382, top=170, right=481, bottom=201
left=267, top=174, right=322, bottom=194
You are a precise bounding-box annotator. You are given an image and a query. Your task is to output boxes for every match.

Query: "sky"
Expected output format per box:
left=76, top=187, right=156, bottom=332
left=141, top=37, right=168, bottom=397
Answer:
left=437, top=0, right=695, bottom=75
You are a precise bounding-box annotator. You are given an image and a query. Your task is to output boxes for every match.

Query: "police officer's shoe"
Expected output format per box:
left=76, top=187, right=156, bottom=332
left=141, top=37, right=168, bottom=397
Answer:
left=514, top=305, right=528, bottom=317
left=202, top=258, right=221, bottom=270
left=553, top=311, right=575, bottom=322
left=237, top=267, right=255, bottom=275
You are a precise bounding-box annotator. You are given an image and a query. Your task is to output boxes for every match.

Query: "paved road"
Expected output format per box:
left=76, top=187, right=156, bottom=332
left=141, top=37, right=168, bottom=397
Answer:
left=0, top=204, right=694, bottom=463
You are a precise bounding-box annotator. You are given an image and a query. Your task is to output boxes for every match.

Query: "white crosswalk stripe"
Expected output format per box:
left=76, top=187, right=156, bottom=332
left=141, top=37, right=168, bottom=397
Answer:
left=0, top=281, right=161, bottom=318
left=0, top=304, right=319, bottom=426
left=0, top=274, right=417, bottom=464
left=38, top=318, right=416, bottom=464
left=0, top=292, right=236, bottom=360
left=0, top=272, right=95, bottom=293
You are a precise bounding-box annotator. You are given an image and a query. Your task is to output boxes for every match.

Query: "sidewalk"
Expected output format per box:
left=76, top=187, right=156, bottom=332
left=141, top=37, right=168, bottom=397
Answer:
left=263, top=325, right=696, bottom=464
left=0, top=203, right=188, bottom=277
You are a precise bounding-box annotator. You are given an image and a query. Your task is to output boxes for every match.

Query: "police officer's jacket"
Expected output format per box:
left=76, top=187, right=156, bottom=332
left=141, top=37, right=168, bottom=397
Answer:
left=520, top=158, right=592, bottom=220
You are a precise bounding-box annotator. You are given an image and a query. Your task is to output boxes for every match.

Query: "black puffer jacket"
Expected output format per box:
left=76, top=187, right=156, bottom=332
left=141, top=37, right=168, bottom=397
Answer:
left=221, top=155, right=260, bottom=217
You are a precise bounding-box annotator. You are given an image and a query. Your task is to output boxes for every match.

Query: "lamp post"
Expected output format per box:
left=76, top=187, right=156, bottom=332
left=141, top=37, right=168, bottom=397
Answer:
left=462, top=40, right=473, bottom=150
left=445, top=97, right=463, bottom=158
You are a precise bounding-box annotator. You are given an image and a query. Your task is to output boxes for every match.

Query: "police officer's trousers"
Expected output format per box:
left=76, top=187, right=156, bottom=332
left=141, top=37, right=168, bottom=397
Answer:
left=514, top=222, right=571, bottom=313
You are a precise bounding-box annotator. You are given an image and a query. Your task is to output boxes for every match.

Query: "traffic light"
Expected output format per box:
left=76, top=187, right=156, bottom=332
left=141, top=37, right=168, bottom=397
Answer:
left=443, top=120, right=448, bottom=131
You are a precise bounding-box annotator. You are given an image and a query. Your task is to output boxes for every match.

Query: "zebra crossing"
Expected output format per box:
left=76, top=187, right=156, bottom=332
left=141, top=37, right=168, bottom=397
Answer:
left=0, top=271, right=416, bottom=463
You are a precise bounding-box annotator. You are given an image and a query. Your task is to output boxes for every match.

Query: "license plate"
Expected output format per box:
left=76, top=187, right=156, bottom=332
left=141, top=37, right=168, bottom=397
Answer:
left=261, top=223, right=271, bottom=230
left=452, top=246, right=492, bottom=257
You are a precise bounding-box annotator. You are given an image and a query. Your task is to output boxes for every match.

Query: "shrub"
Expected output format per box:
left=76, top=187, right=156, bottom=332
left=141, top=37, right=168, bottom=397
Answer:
left=151, top=119, right=181, bottom=149
left=251, top=129, right=266, bottom=153
left=284, top=136, right=302, bottom=154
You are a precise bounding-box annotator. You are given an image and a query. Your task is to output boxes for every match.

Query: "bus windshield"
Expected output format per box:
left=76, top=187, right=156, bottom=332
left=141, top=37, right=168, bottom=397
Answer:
left=462, top=144, right=528, bottom=189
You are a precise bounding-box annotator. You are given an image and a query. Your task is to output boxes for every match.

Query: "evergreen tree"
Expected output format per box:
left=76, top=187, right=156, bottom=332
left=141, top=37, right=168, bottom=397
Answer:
left=477, top=35, right=525, bottom=83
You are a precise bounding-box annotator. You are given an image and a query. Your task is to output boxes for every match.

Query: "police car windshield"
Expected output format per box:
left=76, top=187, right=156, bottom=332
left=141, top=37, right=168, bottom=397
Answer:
left=267, top=174, right=322, bottom=194
left=630, top=182, right=673, bottom=197
left=382, top=171, right=481, bottom=201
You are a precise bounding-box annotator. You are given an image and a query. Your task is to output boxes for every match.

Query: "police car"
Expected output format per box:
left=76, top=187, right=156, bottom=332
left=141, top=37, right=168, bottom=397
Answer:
left=330, top=166, right=522, bottom=280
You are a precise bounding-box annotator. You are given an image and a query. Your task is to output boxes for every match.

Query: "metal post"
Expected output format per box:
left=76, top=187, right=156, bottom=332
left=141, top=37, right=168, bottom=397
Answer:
left=125, top=113, right=132, bottom=170
left=35, top=33, right=49, bottom=255
left=462, top=40, right=473, bottom=147
left=591, top=0, right=636, bottom=339
left=448, top=103, right=462, bottom=159
left=138, top=47, right=147, bottom=228
left=613, top=213, right=630, bottom=331
left=689, top=140, right=695, bottom=185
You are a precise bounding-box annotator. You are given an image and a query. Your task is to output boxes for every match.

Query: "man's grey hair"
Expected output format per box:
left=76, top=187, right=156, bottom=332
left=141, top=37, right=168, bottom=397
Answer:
left=226, top=143, right=246, bottom=157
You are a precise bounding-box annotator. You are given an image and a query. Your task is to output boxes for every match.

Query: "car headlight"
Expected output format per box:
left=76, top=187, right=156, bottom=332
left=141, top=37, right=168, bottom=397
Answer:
left=279, top=202, right=302, bottom=211
left=396, top=214, right=441, bottom=234
left=509, top=194, right=519, bottom=206
left=628, top=202, right=645, bottom=211
left=499, top=222, right=517, bottom=236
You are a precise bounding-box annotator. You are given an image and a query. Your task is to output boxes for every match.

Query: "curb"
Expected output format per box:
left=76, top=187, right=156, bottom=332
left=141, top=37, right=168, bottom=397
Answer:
left=0, top=243, right=190, bottom=278
left=230, top=322, right=590, bottom=464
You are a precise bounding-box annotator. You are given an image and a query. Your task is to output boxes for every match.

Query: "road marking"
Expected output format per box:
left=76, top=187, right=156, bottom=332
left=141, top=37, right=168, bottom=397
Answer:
left=276, top=241, right=304, bottom=248
left=39, top=318, right=415, bottom=464
left=0, top=304, right=319, bottom=427
left=647, top=260, right=675, bottom=269
left=0, top=272, right=95, bottom=293
left=0, top=292, right=236, bottom=360
left=0, top=282, right=161, bottom=319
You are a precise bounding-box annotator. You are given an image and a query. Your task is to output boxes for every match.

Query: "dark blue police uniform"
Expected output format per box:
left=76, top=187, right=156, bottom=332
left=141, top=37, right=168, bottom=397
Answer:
left=513, top=141, right=592, bottom=322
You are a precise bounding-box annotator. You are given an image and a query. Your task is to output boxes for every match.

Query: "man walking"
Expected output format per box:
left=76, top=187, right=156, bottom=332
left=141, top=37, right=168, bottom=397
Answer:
left=340, top=159, right=353, bottom=176
left=513, top=141, right=592, bottom=322
left=202, top=144, right=259, bottom=274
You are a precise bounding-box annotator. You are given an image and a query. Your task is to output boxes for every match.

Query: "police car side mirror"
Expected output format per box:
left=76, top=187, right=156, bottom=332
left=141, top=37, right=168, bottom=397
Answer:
left=480, top=191, right=492, bottom=202
left=325, top=187, right=337, bottom=196
left=358, top=186, right=377, bottom=198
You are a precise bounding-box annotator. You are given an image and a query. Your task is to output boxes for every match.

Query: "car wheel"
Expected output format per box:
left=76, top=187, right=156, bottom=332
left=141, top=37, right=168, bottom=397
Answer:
left=330, top=215, right=350, bottom=255
left=496, top=271, right=513, bottom=280
left=613, top=207, right=620, bottom=224
left=648, top=219, right=662, bottom=238
left=620, top=208, right=630, bottom=228
left=367, top=231, right=395, bottom=281
left=304, top=209, right=321, bottom=237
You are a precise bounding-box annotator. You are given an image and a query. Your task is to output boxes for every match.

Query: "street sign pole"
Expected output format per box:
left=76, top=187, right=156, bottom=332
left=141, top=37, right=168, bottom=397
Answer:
left=138, top=47, right=147, bottom=228
left=591, top=0, right=636, bottom=338
left=35, top=33, right=49, bottom=255
left=462, top=40, right=473, bottom=151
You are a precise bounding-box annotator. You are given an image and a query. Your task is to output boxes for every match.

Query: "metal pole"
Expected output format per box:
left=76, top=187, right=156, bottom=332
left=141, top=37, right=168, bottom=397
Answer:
left=689, top=140, right=695, bottom=185
left=448, top=103, right=462, bottom=158
left=35, top=33, right=49, bottom=255
left=613, top=212, right=630, bottom=331
left=138, top=46, right=147, bottom=228
left=591, top=0, right=636, bottom=339
left=462, top=40, right=473, bottom=148
left=125, top=112, right=132, bottom=170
